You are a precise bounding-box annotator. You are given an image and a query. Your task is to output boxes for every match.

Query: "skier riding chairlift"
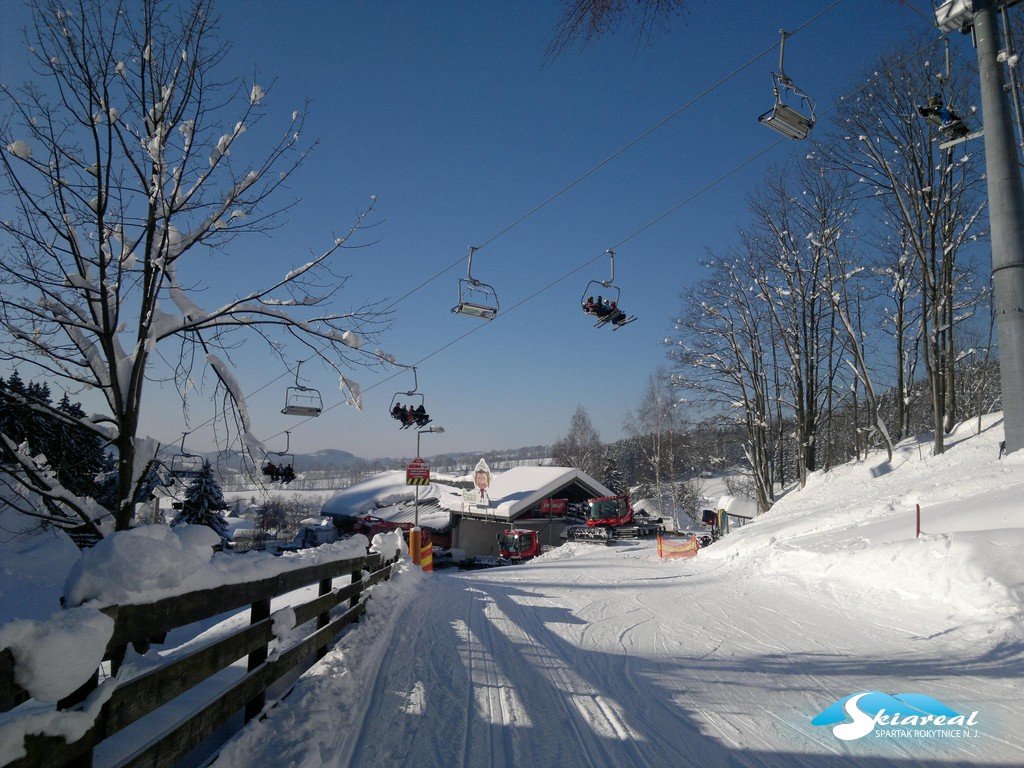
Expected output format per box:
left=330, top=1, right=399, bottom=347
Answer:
left=917, top=94, right=971, bottom=140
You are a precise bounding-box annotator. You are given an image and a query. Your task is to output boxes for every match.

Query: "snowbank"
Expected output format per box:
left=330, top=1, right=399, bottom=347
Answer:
left=701, top=414, right=1024, bottom=636
left=62, top=525, right=371, bottom=608
left=0, top=607, right=113, bottom=702
left=0, top=507, right=80, bottom=622
left=211, top=557, right=422, bottom=767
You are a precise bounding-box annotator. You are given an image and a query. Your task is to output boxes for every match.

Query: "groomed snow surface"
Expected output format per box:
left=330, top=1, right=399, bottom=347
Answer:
left=214, top=414, right=1024, bottom=767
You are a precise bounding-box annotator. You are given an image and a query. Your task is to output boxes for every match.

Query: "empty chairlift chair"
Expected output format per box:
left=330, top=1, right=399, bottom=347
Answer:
left=282, top=361, right=323, bottom=417
left=758, top=30, right=816, bottom=141
left=169, top=433, right=204, bottom=480
left=452, top=246, right=499, bottom=320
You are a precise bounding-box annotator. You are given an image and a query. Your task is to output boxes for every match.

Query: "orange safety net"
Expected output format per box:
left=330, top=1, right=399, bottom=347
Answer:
left=657, top=533, right=699, bottom=559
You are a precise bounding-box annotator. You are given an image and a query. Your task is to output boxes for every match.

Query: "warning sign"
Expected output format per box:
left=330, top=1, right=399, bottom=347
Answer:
left=406, top=457, right=430, bottom=486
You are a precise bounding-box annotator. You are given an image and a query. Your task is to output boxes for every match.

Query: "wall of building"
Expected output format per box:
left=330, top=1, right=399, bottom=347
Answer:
left=453, top=516, right=567, bottom=557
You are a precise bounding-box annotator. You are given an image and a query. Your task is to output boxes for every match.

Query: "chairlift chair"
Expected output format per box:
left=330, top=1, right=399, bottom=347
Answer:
left=581, top=249, right=635, bottom=328
left=758, top=30, right=816, bottom=141
left=169, top=433, right=204, bottom=479
left=581, top=249, right=621, bottom=312
left=916, top=38, right=983, bottom=150
left=282, top=361, right=323, bottom=417
left=389, top=366, right=430, bottom=429
left=452, top=246, right=499, bottom=320
left=262, top=431, right=296, bottom=484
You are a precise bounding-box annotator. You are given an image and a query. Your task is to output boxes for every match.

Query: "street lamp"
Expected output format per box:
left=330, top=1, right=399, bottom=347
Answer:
left=414, top=426, right=445, bottom=528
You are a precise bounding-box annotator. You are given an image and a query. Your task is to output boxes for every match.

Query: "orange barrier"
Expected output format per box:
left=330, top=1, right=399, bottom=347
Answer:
left=408, top=528, right=433, bottom=572
left=657, top=533, right=699, bottom=559
left=420, top=537, right=433, bottom=573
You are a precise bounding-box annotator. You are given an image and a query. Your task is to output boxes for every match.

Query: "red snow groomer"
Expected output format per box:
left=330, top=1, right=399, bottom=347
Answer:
left=496, top=528, right=542, bottom=562
left=566, top=494, right=663, bottom=544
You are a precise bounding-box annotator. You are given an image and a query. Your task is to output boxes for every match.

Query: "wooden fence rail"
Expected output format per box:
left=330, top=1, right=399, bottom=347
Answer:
left=1, top=548, right=401, bottom=768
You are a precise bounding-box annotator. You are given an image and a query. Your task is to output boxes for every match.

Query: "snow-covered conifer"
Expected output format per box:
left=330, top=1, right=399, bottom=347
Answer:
left=172, top=462, right=230, bottom=541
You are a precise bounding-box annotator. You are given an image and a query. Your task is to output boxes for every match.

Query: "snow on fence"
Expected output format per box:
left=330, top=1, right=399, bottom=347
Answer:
left=0, top=548, right=401, bottom=768
left=657, top=533, right=699, bottom=560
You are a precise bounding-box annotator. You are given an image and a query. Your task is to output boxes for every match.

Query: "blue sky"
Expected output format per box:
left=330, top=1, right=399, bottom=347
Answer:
left=1, top=1, right=939, bottom=458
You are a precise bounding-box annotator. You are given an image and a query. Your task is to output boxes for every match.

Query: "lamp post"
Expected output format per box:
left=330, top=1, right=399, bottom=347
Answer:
left=414, top=426, right=445, bottom=528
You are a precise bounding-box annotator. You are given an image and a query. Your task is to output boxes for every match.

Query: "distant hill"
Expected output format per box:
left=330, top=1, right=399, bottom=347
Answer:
left=156, top=442, right=551, bottom=480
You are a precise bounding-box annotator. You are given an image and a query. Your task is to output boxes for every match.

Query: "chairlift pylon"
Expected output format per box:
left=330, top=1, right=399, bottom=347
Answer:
left=169, top=432, right=204, bottom=479
left=452, top=246, right=499, bottom=320
left=758, top=30, right=816, bottom=141
left=282, top=360, right=323, bottom=417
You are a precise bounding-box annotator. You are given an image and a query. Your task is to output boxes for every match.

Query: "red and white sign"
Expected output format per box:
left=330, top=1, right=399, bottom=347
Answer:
left=406, top=457, right=430, bottom=485
left=539, top=498, right=567, bottom=516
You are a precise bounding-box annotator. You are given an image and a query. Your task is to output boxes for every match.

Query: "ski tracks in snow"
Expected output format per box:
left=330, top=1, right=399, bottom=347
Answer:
left=290, top=544, right=1023, bottom=768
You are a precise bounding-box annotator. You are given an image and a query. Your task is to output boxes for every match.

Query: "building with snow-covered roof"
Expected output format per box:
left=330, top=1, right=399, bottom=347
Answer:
left=320, top=466, right=613, bottom=556
left=445, top=466, right=612, bottom=556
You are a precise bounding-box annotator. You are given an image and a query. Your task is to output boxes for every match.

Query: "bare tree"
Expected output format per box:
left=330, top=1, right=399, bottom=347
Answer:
left=0, top=0, right=387, bottom=532
left=747, top=165, right=843, bottom=487
left=622, top=370, right=686, bottom=516
left=825, top=44, right=986, bottom=454
left=670, top=255, right=776, bottom=513
left=546, top=0, right=686, bottom=58
left=551, top=405, right=605, bottom=478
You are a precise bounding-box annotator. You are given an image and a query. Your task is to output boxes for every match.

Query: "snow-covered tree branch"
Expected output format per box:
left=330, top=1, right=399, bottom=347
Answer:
left=1, top=0, right=389, bottom=531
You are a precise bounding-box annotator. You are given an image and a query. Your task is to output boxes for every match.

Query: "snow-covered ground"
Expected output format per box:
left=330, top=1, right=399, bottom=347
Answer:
left=211, top=415, right=1024, bottom=767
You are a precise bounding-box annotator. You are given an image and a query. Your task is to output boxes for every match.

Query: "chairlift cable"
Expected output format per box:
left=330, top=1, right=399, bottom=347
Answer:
left=256, top=34, right=945, bottom=445
left=177, top=2, right=933, bottom=454
left=368, top=0, right=848, bottom=310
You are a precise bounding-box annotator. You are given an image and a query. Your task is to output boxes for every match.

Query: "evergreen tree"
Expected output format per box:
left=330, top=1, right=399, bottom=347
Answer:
left=172, top=461, right=230, bottom=541
left=602, top=455, right=626, bottom=496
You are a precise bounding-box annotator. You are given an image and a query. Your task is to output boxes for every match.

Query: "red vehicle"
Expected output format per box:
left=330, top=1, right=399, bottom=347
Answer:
left=497, top=528, right=542, bottom=562
left=567, top=494, right=663, bottom=543
left=355, top=515, right=413, bottom=538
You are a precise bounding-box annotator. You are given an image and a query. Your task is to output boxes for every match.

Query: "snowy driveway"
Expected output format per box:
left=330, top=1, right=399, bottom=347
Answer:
left=220, top=541, right=1024, bottom=768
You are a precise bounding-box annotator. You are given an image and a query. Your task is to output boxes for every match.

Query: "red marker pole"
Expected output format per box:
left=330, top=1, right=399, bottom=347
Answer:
left=916, top=504, right=921, bottom=539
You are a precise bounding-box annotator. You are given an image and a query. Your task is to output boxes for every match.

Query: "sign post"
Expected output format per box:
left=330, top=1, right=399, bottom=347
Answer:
left=406, top=457, right=430, bottom=486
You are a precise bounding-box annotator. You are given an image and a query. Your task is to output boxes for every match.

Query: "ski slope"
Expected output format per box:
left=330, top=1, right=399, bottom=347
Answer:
left=215, top=418, right=1024, bottom=767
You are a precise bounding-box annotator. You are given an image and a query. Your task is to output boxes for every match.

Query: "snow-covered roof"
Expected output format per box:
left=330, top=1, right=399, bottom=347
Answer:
left=321, top=471, right=454, bottom=531
left=223, top=516, right=256, bottom=539
left=321, top=471, right=434, bottom=518
left=447, top=466, right=612, bottom=521
left=356, top=500, right=452, bottom=532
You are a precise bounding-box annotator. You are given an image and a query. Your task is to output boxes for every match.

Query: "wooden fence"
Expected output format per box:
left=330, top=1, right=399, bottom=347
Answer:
left=1, top=548, right=400, bottom=768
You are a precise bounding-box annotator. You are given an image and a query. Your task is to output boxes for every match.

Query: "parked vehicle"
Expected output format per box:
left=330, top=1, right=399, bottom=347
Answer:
left=565, top=494, right=663, bottom=543
left=497, top=529, right=542, bottom=562
left=276, top=520, right=340, bottom=554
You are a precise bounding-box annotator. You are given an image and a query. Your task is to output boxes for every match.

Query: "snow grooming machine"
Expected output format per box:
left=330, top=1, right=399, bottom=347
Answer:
left=497, top=528, right=542, bottom=562
left=452, top=246, right=499, bottom=320
left=565, top=494, right=663, bottom=544
left=281, top=360, right=324, bottom=417
left=758, top=30, right=816, bottom=141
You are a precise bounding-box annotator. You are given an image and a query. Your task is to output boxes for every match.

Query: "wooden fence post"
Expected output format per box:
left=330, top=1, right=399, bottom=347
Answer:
left=57, top=670, right=98, bottom=768
left=315, top=577, right=332, bottom=661
left=244, top=597, right=271, bottom=722
left=350, top=568, right=363, bottom=613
